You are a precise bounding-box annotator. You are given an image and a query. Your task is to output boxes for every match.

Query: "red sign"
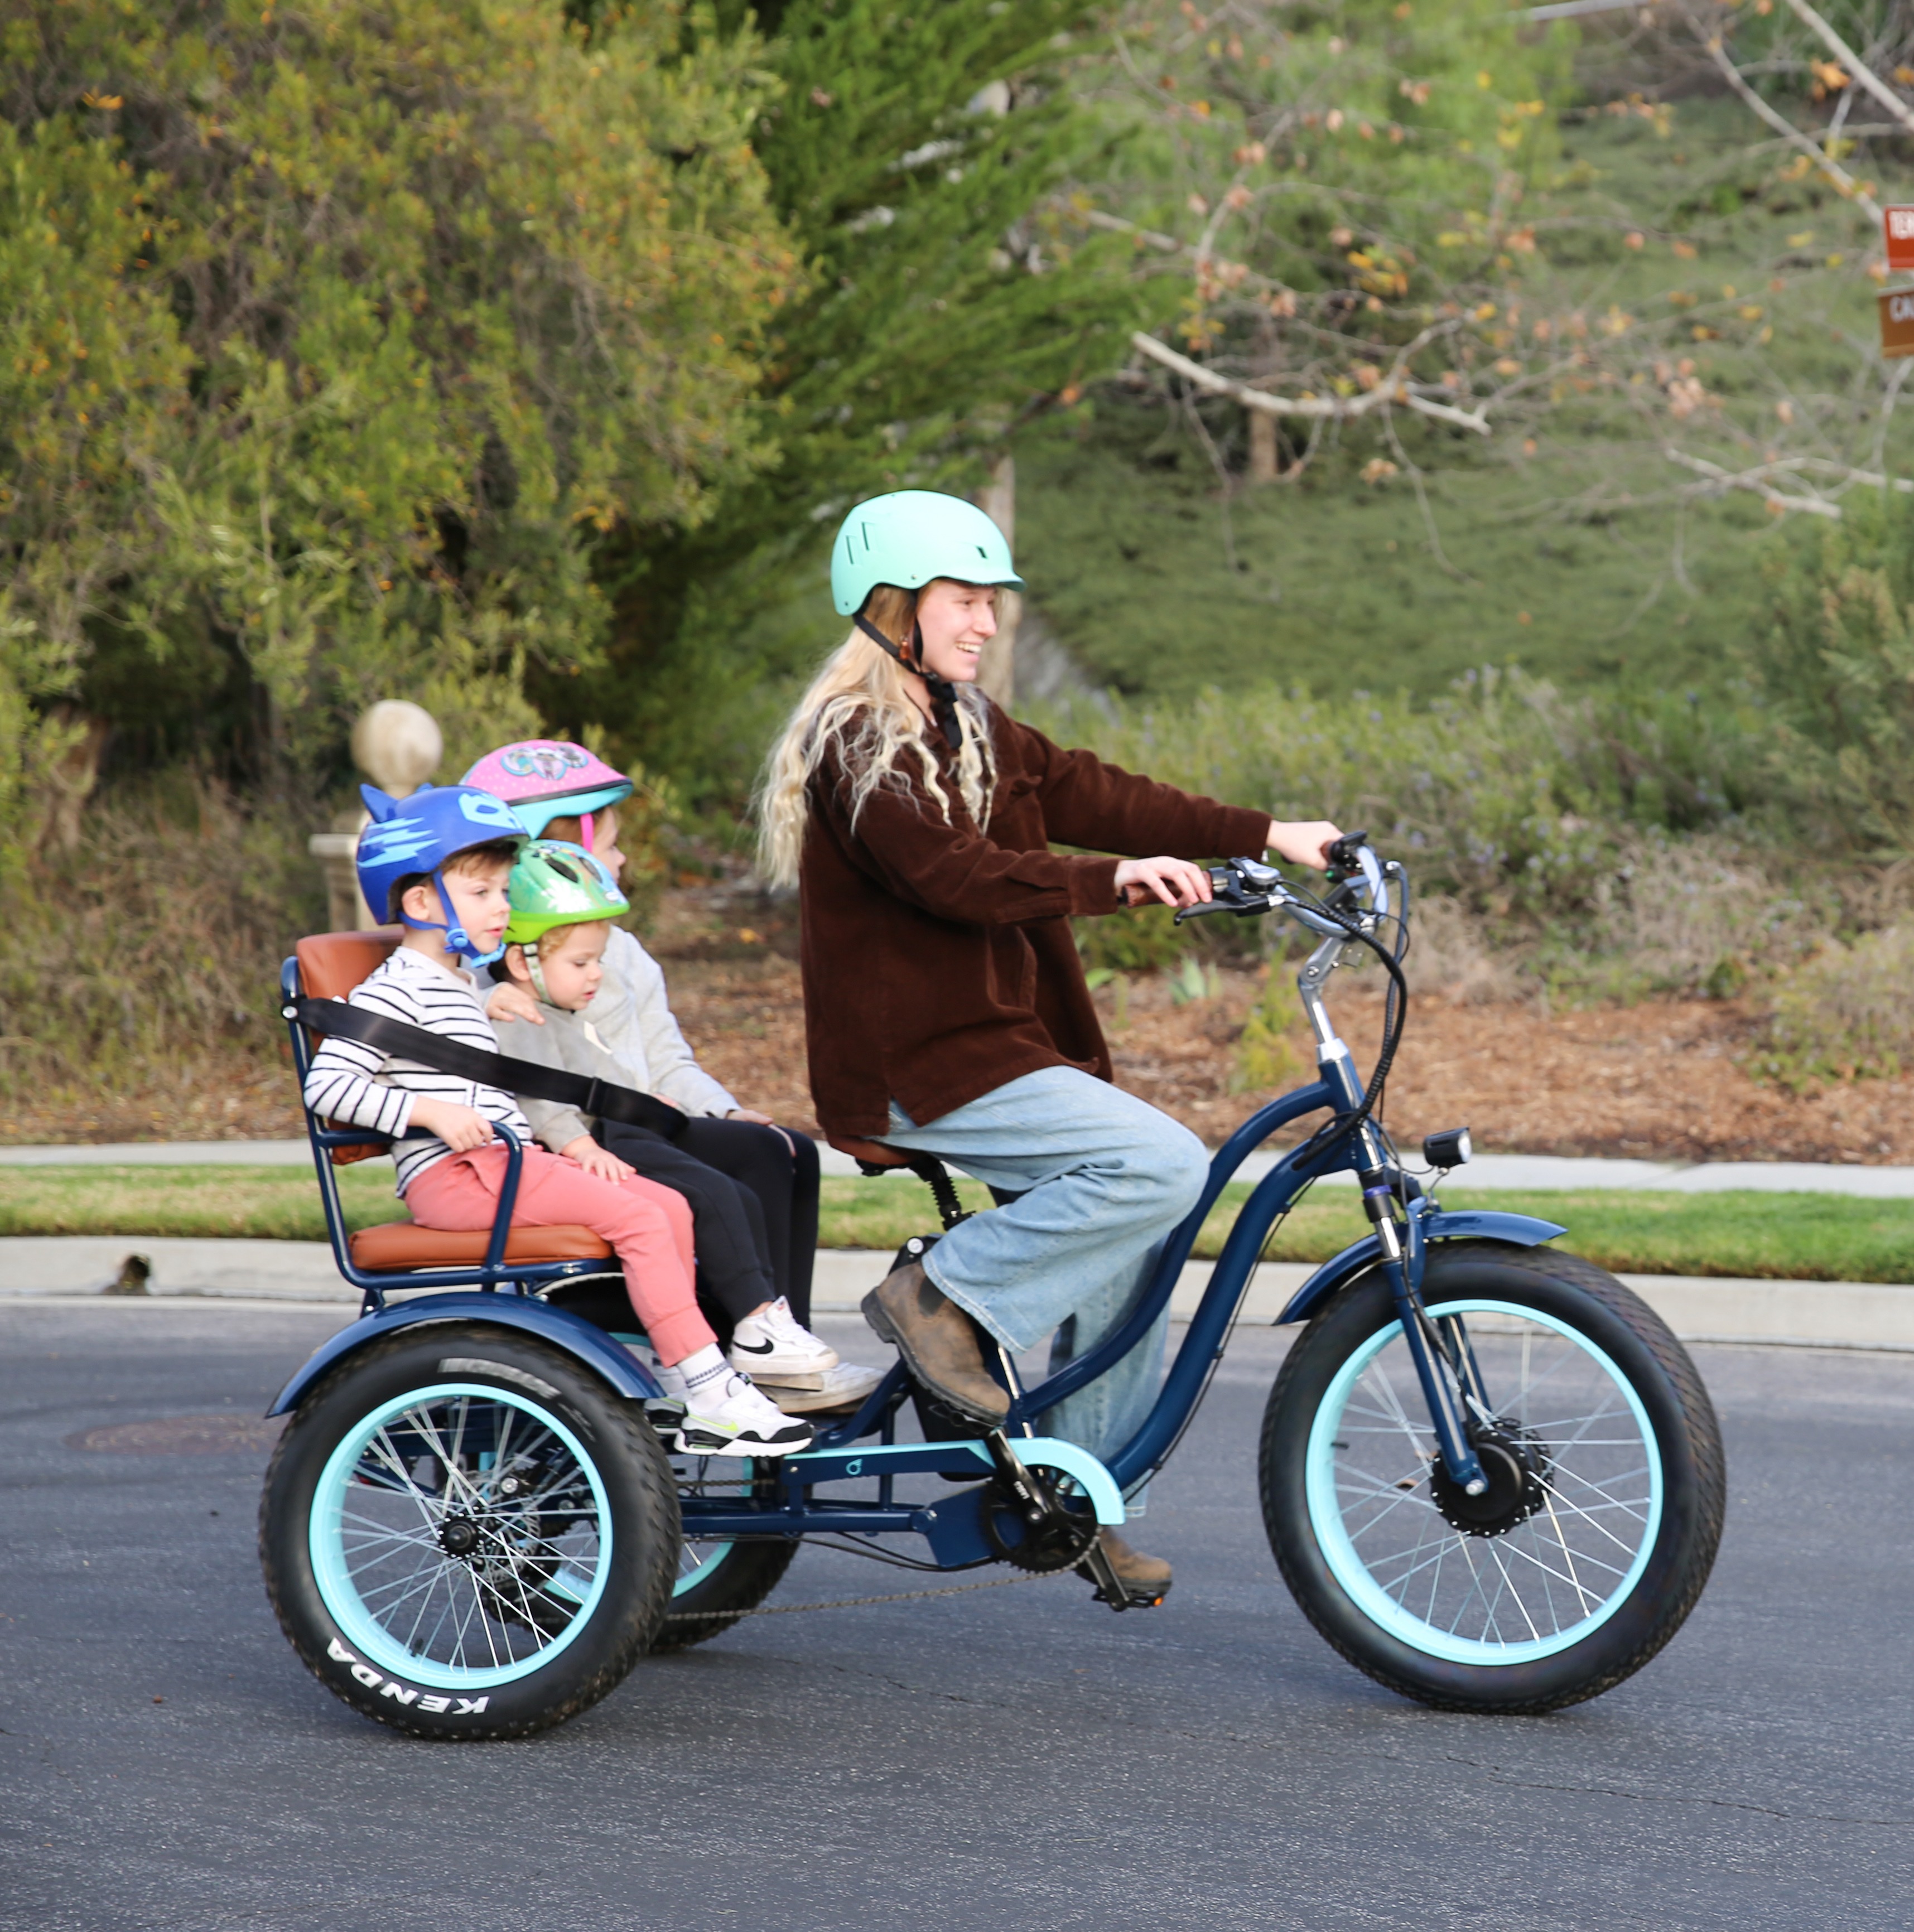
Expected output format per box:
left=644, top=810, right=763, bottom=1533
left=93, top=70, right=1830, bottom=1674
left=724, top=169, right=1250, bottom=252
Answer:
left=1880, top=288, right=1914, bottom=359
left=1885, top=205, right=1914, bottom=271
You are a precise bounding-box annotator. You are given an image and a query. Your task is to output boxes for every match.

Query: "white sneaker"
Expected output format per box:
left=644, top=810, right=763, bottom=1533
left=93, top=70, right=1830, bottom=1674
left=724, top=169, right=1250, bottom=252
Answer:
left=726, top=1297, right=840, bottom=1381
left=616, top=1335, right=686, bottom=1432
left=673, top=1369, right=814, bottom=1458
left=763, top=1361, right=890, bottom=1416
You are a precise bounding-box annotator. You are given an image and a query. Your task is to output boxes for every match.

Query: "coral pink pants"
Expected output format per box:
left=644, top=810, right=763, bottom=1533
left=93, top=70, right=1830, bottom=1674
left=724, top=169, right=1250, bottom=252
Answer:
left=406, top=1144, right=713, bottom=1364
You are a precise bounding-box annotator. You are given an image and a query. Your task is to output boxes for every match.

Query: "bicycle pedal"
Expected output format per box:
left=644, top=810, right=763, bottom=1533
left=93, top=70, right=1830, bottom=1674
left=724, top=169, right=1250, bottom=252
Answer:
left=1088, top=1580, right=1166, bottom=1612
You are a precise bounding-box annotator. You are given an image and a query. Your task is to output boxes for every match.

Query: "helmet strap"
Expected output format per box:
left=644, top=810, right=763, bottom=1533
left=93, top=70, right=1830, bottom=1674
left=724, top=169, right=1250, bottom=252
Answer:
left=527, top=949, right=552, bottom=1003
left=855, top=612, right=964, bottom=753
left=399, top=868, right=505, bottom=969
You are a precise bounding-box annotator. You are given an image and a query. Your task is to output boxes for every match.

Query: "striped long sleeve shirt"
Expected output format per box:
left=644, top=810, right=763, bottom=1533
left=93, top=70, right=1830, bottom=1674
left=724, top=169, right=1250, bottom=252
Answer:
left=301, top=948, right=533, bottom=1196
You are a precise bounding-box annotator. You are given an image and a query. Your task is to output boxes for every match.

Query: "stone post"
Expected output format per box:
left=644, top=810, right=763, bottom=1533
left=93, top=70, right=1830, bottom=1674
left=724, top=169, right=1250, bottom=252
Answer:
left=308, top=701, right=444, bottom=930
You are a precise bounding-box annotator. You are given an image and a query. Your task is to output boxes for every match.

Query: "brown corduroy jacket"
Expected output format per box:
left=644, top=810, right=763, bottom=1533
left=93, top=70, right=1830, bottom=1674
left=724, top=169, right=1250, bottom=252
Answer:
left=798, top=704, right=1272, bottom=1138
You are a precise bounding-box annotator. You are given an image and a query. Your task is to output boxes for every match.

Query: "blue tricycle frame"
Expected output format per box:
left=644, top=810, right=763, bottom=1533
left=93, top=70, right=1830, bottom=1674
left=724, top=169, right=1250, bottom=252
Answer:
left=263, top=844, right=1724, bottom=1732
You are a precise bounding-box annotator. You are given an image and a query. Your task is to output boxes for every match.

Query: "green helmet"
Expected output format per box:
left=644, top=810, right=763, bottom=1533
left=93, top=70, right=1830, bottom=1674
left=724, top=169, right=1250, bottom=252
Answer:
left=830, top=490, right=1023, bottom=616
left=503, top=839, right=629, bottom=947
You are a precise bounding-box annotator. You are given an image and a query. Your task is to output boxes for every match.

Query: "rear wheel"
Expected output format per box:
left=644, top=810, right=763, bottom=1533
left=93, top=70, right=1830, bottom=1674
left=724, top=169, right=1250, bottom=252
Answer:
left=261, top=1323, right=678, bottom=1739
left=651, top=1451, right=796, bottom=1653
left=1260, top=1242, right=1724, bottom=1713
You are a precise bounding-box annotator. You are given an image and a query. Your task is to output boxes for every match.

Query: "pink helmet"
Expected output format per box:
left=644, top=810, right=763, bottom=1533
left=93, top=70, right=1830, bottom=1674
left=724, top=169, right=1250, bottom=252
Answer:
left=461, top=740, right=634, bottom=848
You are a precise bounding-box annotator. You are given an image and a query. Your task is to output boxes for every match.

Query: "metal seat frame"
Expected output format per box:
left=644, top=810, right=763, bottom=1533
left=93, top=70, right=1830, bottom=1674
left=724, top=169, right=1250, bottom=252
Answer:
left=281, top=954, right=620, bottom=1316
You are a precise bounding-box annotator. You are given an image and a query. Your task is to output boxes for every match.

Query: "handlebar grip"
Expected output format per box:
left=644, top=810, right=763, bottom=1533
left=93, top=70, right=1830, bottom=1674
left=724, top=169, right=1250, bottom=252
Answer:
left=1326, top=829, right=1370, bottom=876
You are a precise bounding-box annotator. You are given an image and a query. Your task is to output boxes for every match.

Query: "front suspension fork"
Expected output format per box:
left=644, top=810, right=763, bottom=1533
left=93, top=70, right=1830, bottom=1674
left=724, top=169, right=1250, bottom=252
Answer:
left=1356, top=1151, right=1488, bottom=1497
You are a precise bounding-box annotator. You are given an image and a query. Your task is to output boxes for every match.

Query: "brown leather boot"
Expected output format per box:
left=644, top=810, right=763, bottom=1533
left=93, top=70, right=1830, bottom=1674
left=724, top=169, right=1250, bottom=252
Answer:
left=1078, top=1529, right=1173, bottom=1603
left=861, top=1262, right=1009, bottom=1426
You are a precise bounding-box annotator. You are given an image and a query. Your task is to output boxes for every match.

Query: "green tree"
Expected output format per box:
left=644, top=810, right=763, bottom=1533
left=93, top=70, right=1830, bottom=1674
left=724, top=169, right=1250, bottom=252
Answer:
left=0, top=0, right=796, bottom=808
left=1751, top=486, right=1914, bottom=856
left=558, top=0, right=1136, bottom=803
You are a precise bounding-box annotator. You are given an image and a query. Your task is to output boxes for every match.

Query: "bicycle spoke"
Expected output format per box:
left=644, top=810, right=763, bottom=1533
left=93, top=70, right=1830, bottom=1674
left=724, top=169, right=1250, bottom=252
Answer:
left=1313, top=1303, right=1659, bottom=1651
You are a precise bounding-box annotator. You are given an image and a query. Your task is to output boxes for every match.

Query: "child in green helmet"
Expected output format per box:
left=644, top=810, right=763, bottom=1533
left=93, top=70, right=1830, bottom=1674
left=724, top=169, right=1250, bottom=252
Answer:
left=497, top=838, right=883, bottom=1413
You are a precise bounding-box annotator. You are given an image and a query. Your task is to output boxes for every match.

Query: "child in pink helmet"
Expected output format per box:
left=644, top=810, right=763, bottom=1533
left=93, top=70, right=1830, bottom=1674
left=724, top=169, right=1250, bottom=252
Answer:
left=464, top=741, right=879, bottom=1411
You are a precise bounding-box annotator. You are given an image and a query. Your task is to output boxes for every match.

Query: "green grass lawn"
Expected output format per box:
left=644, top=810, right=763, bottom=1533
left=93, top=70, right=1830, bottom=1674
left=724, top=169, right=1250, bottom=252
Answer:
left=821, top=1177, right=1914, bottom=1282
left=7, top=1164, right=1912, bottom=1283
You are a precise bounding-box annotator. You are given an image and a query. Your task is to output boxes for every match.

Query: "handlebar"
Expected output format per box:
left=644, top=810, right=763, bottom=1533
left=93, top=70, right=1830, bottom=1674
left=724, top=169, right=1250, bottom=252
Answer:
left=1173, top=834, right=1392, bottom=935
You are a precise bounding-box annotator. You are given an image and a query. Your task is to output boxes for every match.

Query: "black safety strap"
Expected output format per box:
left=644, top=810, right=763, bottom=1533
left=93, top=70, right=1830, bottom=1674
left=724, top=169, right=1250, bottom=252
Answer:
left=286, top=995, right=688, bottom=1141
left=854, top=612, right=964, bottom=751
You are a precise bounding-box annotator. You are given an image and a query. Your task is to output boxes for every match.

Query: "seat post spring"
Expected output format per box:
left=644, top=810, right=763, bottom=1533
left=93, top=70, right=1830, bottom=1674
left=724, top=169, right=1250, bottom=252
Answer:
left=908, top=1157, right=970, bottom=1232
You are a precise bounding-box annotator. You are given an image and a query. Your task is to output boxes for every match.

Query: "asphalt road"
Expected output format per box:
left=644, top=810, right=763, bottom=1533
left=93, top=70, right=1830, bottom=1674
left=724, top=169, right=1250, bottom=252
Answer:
left=4, top=1302, right=1912, bottom=1932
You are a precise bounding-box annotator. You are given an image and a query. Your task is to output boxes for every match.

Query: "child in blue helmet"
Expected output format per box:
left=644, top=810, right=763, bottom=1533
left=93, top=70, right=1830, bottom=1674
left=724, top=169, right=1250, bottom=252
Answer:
left=464, top=740, right=880, bottom=1405
left=300, top=782, right=813, bottom=1457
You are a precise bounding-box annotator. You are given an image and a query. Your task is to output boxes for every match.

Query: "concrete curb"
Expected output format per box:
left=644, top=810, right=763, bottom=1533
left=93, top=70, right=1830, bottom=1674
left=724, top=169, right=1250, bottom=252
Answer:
left=3, top=1237, right=1911, bottom=1352
left=11, top=1139, right=1914, bottom=1196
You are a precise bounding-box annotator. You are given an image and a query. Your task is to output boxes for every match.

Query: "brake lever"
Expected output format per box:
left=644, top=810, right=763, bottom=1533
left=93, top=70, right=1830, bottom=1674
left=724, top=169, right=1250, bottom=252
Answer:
left=1173, top=895, right=1248, bottom=926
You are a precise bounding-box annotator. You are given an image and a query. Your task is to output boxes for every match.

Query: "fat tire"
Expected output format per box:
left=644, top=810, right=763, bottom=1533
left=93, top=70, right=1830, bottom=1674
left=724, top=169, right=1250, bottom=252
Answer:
left=651, top=1540, right=798, bottom=1654
left=260, top=1322, right=679, bottom=1740
left=1259, top=1241, right=1725, bottom=1714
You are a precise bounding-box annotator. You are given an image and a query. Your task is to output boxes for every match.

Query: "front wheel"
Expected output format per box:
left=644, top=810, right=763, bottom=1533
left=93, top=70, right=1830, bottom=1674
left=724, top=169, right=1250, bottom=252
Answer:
left=1260, top=1242, right=1725, bottom=1713
left=261, top=1322, right=680, bottom=1739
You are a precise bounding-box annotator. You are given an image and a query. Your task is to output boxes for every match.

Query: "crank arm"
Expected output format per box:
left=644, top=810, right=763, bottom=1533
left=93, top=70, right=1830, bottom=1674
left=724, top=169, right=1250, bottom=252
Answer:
left=983, top=1429, right=1067, bottom=1537
left=982, top=1430, right=1158, bottom=1609
left=1077, top=1535, right=1161, bottom=1614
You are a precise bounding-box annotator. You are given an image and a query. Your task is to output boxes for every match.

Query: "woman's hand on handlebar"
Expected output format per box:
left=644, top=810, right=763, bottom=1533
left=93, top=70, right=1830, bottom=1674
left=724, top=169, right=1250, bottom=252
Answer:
left=1265, top=819, right=1344, bottom=871
left=1114, top=856, right=1213, bottom=909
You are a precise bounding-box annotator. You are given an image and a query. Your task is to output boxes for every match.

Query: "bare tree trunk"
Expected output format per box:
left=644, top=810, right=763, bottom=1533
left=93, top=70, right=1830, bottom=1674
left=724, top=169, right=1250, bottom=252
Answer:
left=1247, top=407, right=1278, bottom=484
left=38, top=706, right=108, bottom=856
left=972, top=452, right=1021, bottom=708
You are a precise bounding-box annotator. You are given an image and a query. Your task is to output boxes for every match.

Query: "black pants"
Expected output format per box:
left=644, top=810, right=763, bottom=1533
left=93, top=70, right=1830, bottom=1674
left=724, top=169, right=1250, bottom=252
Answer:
left=594, top=1117, right=821, bottom=1336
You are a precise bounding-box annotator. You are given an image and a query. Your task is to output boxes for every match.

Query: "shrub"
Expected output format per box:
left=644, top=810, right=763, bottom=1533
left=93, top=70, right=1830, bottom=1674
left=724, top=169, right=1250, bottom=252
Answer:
left=1749, top=489, right=1914, bottom=857
left=1233, top=969, right=1310, bottom=1093
left=0, top=775, right=325, bottom=1124
left=1754, top=924, right=1914, bottom=1089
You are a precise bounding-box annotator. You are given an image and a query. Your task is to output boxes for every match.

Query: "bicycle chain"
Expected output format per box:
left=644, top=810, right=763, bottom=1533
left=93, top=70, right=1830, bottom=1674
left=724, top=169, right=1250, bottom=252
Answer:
left=661, top=1569, right=1071, bottom=1620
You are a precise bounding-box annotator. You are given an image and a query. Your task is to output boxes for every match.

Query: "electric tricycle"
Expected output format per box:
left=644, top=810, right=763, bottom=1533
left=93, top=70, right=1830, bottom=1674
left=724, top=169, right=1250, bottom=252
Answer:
left=259, top=839, right=1724, bottom=1739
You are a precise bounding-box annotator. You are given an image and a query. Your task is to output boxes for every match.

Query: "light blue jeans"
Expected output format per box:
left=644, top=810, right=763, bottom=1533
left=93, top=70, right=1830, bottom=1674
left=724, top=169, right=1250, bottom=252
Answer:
left=880, top=1066, right=1210, bottom=1514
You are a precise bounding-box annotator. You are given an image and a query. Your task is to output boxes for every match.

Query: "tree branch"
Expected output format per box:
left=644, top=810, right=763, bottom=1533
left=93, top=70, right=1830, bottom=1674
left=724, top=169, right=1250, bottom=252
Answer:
left=1782, top=0, right=1914, bottom=139
left=1682, top=8, right=1883, bottom=224
left=1128, top=329, right=1492, bottom=435
left=1661, top=446, right=1914, bottom=516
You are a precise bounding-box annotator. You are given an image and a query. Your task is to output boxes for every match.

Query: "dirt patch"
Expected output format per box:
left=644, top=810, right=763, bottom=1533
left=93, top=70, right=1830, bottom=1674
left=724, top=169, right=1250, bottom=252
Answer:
left=672, top=954, right=1914, bottom=1165
left=0, top=1051, right=305, bottom=1147
left=10, top=886, right=1909, bottom=1164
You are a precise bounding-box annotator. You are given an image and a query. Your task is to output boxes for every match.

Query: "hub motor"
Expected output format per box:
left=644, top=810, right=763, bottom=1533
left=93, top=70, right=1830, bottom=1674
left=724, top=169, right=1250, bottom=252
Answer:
left=1428, top=1423, right=1550, bottom=1538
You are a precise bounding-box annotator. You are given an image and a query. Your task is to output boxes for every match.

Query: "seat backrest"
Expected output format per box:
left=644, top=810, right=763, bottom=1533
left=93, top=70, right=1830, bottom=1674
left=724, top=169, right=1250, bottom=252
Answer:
left=296, top=927, right=402, bottom=1000
left=293, top=928, right=403, bottom=1166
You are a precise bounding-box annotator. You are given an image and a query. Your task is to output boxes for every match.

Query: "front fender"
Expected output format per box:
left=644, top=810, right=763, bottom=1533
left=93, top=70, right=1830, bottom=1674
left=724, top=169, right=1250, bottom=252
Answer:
left=1274, top=1210, right=1568, bottom=1327
left=266, top=1292, right=662, bottom=1417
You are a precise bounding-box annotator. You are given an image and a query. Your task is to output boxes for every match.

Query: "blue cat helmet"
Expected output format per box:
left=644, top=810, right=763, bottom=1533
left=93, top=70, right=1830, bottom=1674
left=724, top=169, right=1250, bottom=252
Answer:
left=354, top=783, right=527, bottom=965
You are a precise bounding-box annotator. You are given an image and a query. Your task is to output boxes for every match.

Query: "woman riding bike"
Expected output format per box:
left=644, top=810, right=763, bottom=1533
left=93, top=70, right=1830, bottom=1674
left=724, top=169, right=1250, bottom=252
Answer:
left=758, top=489, right=1341, bottom=1596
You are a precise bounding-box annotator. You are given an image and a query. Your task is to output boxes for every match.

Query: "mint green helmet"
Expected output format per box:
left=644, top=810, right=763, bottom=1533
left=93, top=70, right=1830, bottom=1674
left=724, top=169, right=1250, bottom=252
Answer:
left=503, top=839, right=629, bottom=947
left=830, top=490, right=1023, bottom=616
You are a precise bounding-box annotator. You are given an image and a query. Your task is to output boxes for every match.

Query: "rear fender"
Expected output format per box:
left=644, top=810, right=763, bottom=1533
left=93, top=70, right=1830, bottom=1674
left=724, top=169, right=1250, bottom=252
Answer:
left=267, top=1292, right=661, bottom=1417
left=1275, top=1211, right=1568, bottom=1327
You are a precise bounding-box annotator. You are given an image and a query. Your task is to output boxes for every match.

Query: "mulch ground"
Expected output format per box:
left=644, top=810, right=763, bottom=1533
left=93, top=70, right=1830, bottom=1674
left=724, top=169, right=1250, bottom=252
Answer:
left=4, top=888, right=1908, bottom=1162
left=671, top=956, right=1914, bottom=1166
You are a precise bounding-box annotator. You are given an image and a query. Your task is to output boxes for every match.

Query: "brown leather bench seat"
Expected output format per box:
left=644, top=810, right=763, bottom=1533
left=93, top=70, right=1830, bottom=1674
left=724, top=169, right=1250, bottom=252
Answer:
left=350, top=1221, right=614, bottom=1273
left=827, top=1134, right=912, bottom=1168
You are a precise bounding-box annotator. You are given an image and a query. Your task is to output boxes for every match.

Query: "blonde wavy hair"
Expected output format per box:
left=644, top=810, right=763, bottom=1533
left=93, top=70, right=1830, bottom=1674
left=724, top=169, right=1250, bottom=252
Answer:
left=756, top=584, right=998, bottom=889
